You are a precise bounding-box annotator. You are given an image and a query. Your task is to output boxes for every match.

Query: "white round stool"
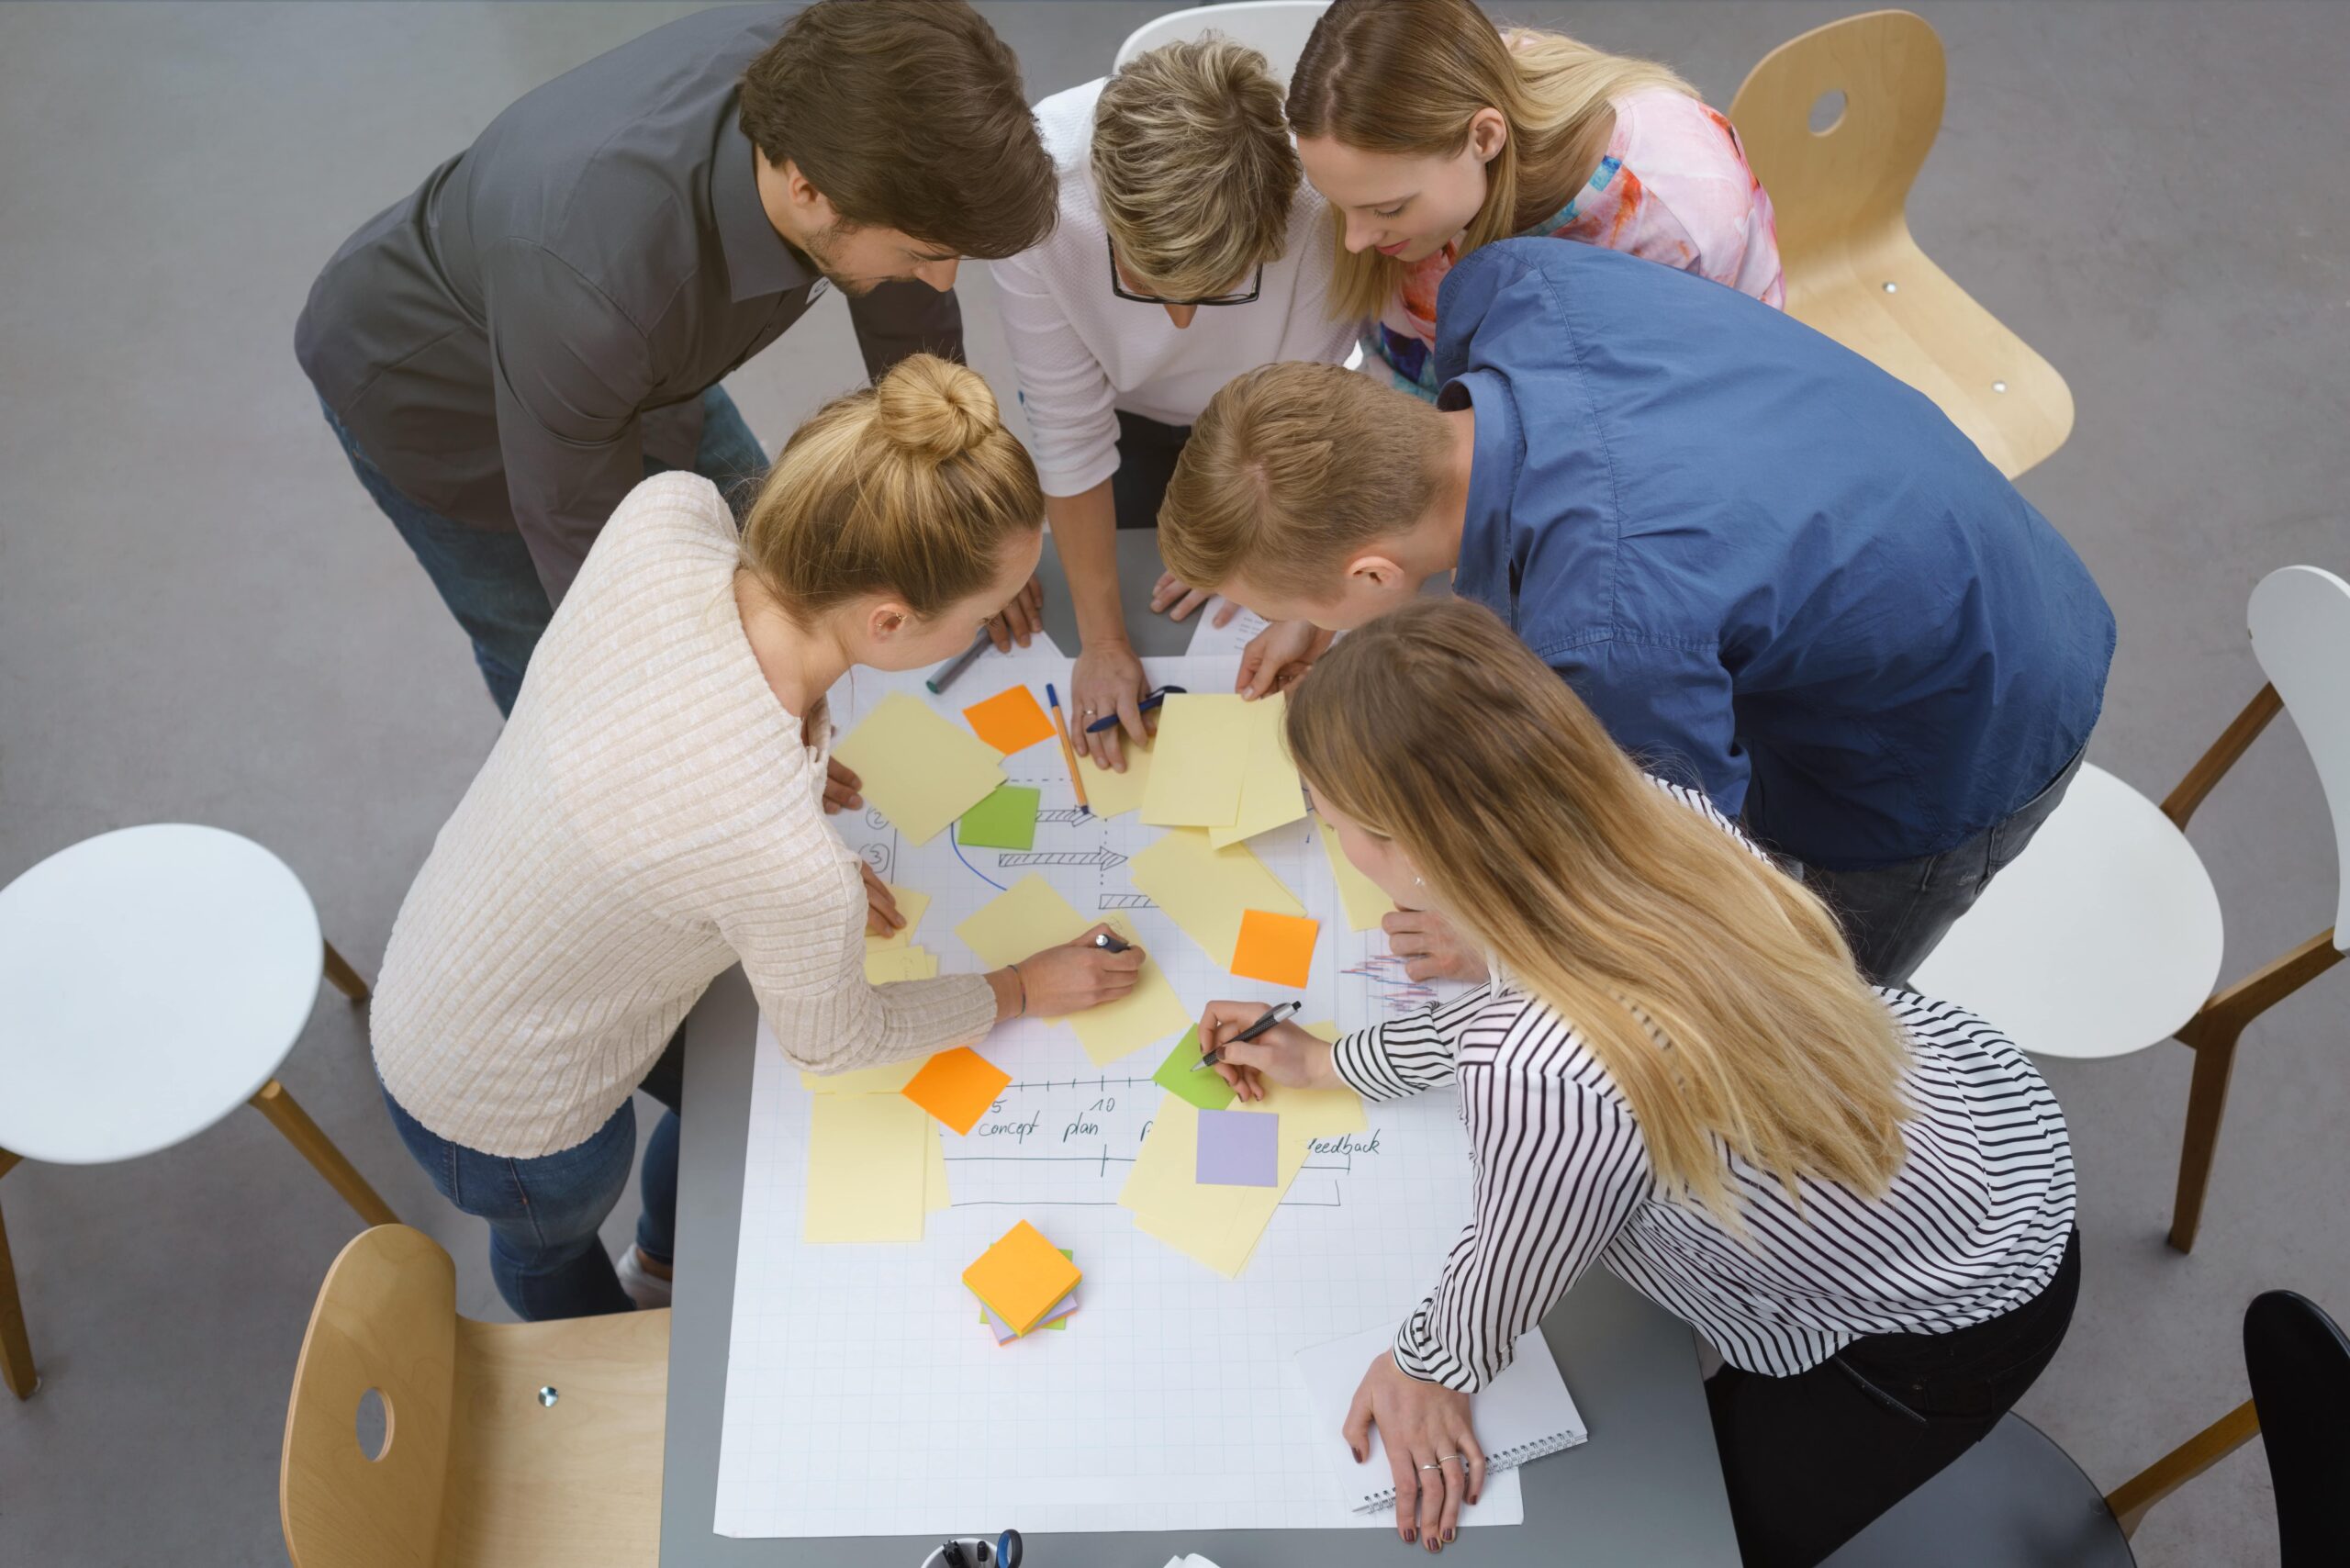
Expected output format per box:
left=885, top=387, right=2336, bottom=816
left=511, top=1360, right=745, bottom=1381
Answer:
left=0, top=823, right=395, bottom=1399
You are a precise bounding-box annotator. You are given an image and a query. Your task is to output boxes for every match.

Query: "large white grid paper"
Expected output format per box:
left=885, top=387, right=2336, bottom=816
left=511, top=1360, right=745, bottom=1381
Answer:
left=712, top=655, right=1524, bottom=1537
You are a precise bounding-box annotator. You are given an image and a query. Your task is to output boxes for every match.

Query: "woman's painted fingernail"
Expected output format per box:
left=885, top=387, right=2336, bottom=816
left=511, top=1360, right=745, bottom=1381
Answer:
left=1403, top=1528, right=1416, bottom=1543
left=1444, top=1529, right=1455, bottom=1543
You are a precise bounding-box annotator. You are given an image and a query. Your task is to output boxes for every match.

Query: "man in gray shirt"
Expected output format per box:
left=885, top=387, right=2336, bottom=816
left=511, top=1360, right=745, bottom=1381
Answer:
left=297, top=1, right=1056, bottom=718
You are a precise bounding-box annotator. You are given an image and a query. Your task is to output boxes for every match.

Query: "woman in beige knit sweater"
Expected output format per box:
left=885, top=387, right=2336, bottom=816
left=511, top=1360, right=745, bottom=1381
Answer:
left=371, top=356, right=1143, bottom=1320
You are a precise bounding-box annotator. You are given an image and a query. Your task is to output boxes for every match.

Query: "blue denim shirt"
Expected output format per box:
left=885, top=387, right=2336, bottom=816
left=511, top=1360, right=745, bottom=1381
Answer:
left=1433, top=240, right=2114, bottom=870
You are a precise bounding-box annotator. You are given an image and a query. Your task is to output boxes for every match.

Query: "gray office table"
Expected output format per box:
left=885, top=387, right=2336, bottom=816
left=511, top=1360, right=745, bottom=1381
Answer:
left=659, top=533, right=1743, bottom=1566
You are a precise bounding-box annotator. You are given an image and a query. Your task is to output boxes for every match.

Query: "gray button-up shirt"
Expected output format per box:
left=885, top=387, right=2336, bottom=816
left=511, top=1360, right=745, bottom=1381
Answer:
left=295, top=4, right=961, bottom=604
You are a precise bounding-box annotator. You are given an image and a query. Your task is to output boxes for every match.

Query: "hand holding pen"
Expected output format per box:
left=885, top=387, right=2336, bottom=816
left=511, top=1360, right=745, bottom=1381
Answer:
left=1194, top=1000, right=1343, bottom=1102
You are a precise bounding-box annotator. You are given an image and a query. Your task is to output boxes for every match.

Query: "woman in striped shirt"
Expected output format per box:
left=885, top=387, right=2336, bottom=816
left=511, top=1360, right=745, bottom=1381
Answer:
left=1200, top=600, right=2077, bottom=1565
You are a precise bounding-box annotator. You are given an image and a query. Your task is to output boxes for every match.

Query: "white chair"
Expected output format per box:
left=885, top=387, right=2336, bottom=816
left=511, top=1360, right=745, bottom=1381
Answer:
left=0, top=823, right=395, bottom=1398
left=1915, top=566, right=2350, bottom=1252
left=1113, top=1, right=1330, bottom=85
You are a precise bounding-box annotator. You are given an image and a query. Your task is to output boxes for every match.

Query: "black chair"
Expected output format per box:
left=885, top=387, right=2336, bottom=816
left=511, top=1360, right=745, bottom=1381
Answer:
left=1821, top=1290, right=2350, bottom=1565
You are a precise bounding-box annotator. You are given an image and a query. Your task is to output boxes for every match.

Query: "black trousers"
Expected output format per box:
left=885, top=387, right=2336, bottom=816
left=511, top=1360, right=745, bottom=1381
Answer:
left=1707, top=1228, right=2082, bottom=1568
left=1110, top=409, right=1192, bottom=530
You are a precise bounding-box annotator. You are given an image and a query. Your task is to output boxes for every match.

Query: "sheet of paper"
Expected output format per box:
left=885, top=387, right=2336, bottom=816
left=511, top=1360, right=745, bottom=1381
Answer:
left=1152, top=1025, right=1235, bottom=1111
left=866, top=884, right=932, bottom=952
left=1183, top=597, right=1271, bottom=657
left=962, top=684, right=1058, bottom=756
left=901, top=1046, right=1013, bottom=1136
left=800, top=1058, right=923, bottom=1095
left=1207, top=693, right=1307, bottom=848
left=802, top=1092, right=930, bottom=1243
left=1197, top=1107, right=1280, bottom=1186
left=1138, top=693, right=1252, bottom=827
left=1120, top=1096, right=1290, bottom=1278
left=1077, top=730, right=1154, bottom=819
left=958, top=784, right=1040, bottom=850
left=1128, top=829, right=1306, bottom=968
left=954, top=873, right=1091, bottom=963
left=962, top=1220, right=1083, bottom=1335
left=863, top=946, right=939, bottom=983
left=1232, top=910, right=1319, bottom=987
left=1314, top=818, right=1393, bottom=934
left=834, top=692, right=1005, bottom=846
left=954, top=879, right=1188, bottom=1065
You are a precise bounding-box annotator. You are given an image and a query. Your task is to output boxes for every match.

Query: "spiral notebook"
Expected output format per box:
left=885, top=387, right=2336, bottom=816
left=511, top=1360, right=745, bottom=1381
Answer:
left=1291, top=1320, right=1588, bottom=1513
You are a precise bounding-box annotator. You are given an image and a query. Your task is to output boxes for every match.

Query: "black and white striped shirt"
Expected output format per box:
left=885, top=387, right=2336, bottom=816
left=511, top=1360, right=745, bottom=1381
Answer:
left=1331, top=781, right=2077, bottom=1390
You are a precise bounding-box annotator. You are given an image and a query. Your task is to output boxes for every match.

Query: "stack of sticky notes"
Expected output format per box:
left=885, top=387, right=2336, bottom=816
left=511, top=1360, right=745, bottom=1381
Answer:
left=1137, top=692, right=1306, bottom=846
left=1126, top=828, right=1319, bottom=987
left=834, top=693, right=1006, bottom=845
left=978, top=1247, right=1079, bottom=1342
left=801, top=1089, right=949, bottom=1244
left=964, top=1220, right=1081, bottom=1338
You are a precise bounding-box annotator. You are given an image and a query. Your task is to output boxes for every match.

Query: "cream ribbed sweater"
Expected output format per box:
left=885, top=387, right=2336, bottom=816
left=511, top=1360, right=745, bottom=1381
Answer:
left=372, top=473, right=998, bottom=1157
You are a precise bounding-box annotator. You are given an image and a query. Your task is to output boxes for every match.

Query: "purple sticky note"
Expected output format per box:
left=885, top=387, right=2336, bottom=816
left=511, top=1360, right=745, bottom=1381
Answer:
left=1196, top=1108, right=1279, bottom=1187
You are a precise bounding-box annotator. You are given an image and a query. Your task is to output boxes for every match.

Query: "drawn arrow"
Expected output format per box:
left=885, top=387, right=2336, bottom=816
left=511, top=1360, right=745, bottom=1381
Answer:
left=996, top=848, right=1129, bottom=870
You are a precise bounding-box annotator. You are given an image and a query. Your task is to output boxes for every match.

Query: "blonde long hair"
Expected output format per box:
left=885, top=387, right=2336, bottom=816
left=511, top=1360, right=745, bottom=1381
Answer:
left=1285, top=600, right=1911, bottom=1224
left=1287, top=0, right=1695, bottom=322
left=739, top=354, right=1042, bottom=622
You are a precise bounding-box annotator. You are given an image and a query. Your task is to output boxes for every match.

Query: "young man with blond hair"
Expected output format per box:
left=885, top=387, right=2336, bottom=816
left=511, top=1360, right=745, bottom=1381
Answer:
left=1158, top=239, right=2114, bottom=987
left=298, top=1, right=1056, bottom=722
left=990, top=36, right=1359, bottom=770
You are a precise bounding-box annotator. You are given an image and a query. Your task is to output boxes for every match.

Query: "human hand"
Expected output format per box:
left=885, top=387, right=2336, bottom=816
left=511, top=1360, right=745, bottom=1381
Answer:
left=823, top=756, right=865, bottom=814
left=1148, top=571, right=1239, bottom=626
left=1198, top=1001, right=1338, bottom=1101
left=1382, top=909, right=1488, bottom=984
left=1070, top=641, right=1149, bottom=769
left=1007, top=924, right=1146, bottom=1017
left=860, top=863, right=903, bottom=938
left=986, top=574, right=1045, bottom=652
left=1237, top=619, right=1335, bottom=700
left=1343, top=1350, right=1486, bottom=1551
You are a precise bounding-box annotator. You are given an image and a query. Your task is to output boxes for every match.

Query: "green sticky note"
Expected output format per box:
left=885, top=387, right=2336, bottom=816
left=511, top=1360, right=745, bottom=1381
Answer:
left=958, top=785, right=1041, bottom=850
left=1152, top=1025, right=1236, bottom=1111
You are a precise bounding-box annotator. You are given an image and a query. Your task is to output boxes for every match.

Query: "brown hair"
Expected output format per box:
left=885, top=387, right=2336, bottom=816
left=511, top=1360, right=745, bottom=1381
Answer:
left=740, top=355, right=1042, bottom=623
left=1288, top=0, right=1692, bottom=319
left=738, top=0, right=1058, bottom=260
left=1286, top=599, right=1911, bottom=1225
left=1091, top=36, right=1299, bottom=301
left=1157, top=361, right=1449, bottom=597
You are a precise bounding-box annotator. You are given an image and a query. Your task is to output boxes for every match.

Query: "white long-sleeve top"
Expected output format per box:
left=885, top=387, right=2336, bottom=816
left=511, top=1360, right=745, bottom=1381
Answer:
left=372, top=473, right=996, bottom=1157
left=1332, top=780, right=2076, bottom=1389
left=989, top=78, right=1360, bottom=498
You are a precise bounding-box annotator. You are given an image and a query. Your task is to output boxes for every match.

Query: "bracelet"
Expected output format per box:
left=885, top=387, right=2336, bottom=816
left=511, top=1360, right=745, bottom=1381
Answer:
left=1009, top=962, right=1027, bottom=1019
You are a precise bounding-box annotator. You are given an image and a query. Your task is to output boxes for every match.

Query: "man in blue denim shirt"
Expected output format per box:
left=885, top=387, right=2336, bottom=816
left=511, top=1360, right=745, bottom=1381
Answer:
left=1157, top=239, right=2114, bottom=983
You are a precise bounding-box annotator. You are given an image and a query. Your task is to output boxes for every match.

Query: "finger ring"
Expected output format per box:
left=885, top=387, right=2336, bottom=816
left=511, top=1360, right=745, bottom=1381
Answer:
left=1439, top=1454, right=1466, bottom=1465
left=1417, top=1462, right=1444, bottom=1472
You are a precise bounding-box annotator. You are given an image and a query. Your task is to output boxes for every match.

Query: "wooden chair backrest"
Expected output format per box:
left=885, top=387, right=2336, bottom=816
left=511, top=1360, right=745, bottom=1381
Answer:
left=2247, top=566, right=2350, bottom=944
left=280, top=1226, right=457, bottom=1568
left=1728, top=10, right=1945, bottom=274
left=1113, top=1, right=1331, bottom=86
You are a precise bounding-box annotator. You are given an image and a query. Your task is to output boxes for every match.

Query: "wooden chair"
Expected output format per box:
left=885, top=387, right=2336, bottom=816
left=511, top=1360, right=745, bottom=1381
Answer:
left=0, top=823, right=394, bottom=1400
left=1823, top=1290, right=2350, bottom=1564
left=1113, top=0, right=1329, bottom=83
left=1728, top=10, right=2075, bottom=478
left=1915, top=566, right=2349, bottom=1251
left=280, top=1225, right=670, bottom=1568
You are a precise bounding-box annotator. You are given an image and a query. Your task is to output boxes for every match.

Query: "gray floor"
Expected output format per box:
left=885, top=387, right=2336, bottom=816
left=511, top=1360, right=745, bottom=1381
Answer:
left=0, top=2, right=2341, bottom=1562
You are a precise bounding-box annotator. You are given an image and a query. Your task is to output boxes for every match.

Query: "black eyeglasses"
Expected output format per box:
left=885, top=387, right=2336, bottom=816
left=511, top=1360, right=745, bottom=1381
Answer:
left=1106, top=239, right=1263, bottom=308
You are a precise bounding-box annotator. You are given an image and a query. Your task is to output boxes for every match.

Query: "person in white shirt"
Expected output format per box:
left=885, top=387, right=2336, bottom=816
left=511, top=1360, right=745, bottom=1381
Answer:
left=990, top=37, right=1358, bottom=770
left=1198, top=600, right=2078, bottom=1566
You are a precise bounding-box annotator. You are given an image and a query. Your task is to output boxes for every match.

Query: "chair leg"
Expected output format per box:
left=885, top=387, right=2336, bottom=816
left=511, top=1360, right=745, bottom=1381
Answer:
left=248, top=1081, right=397, bottom=1227
left=320, top=940, right=371, bottom=1004
left=2167, top=1020, right=2243, bottom=1255
left=0, top=1151, right=36, bottom=1399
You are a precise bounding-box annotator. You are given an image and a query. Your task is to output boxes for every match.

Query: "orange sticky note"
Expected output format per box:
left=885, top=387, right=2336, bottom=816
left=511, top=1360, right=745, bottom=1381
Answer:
left=1230, top=909, right=1319, bottom=987
left=962, top=1220, right=1082, bottom=1336
left=963, top=686, right=1058, bottom=756
left=901, top=1046, right=1013, bottom=1136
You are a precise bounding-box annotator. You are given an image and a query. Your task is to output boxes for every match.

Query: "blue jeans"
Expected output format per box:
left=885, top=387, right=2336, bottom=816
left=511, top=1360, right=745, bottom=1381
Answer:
left=320, top=387, right=767, bottom=715
left=381, top=1030, right=685, bottom=1320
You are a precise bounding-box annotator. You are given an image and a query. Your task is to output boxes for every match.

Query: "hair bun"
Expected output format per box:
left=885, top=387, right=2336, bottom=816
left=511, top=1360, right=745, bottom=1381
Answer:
left=874, top=353, right=1001, bottom=461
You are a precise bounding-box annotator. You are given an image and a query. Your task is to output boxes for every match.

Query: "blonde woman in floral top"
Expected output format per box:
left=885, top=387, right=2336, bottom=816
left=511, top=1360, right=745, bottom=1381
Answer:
left=1289, top=0, right=1783, bottom=398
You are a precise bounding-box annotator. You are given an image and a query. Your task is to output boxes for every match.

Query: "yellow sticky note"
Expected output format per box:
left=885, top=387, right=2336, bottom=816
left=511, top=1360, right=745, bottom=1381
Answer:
left=1315, top=817, right=1393, bottom=933
left=799, top=1058, right=923, bottom=1094
left=1138, top=694, right=1252, bottom=827
left=863, top=946, right=940, bottom=983
left=1127, top=829, right=1306, bottom=968
left=956, top=875, right=1091, bottom=967
left=1078, top=731, right=1155, bottom=820
left=1119, top=1096, right=1288, bottom=1277
left=1207, top=693, right=1307, bottom=847
left=803, top=1093, right=929, bottom=1243
left=925, top=1126, right=951, bottom=1213
left=963, top=1220, right=1082, bottom=1335
left=866, top=885, right=932, bottom=952
left=834, top=693, right=1006, bottom=846
left=1069, top=914, right=1192, bottom=1067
